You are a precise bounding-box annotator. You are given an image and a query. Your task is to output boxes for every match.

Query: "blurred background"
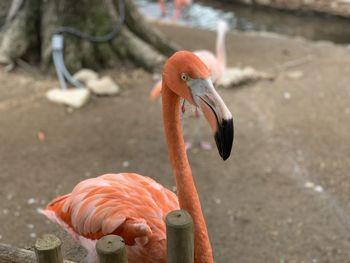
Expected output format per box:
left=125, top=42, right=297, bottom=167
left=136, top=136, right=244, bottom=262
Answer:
left=0, top=0, right=350, bottom=262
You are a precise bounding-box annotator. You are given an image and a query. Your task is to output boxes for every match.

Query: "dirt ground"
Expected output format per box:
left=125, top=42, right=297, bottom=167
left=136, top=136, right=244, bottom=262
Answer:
left=1, top=22, right=350, bottom=263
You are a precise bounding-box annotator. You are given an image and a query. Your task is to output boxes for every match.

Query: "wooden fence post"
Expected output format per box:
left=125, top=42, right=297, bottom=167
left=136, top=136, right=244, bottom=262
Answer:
left=166, top=209, right=194, bottom=263
left=34, top=234, right=63, bottom=263
left=96, top=235, right=128, bottom=263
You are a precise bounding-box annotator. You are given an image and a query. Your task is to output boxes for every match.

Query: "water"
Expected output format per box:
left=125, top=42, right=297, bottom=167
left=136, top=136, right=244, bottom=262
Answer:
left=135, top=0, right=350, bottom=44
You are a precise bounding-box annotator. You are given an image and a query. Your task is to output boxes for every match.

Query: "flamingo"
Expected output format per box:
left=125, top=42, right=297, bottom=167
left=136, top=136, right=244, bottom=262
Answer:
left=149, top=20, right=229, bottom=149
left=150, top=20, right=229, bottom=101
left=41, top=51, right=234, bottom=263
left=158, top=0, right=192, bottom=20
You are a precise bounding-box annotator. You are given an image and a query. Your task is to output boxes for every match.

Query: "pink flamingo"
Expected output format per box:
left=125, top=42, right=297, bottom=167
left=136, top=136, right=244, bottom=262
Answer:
left=150, top=20, right=229, bottom=149
left=42, top=51, right=234, bottom=263
left=150, top=20, right=229, bottom=101
left=158, top=0, right=192, bottom=20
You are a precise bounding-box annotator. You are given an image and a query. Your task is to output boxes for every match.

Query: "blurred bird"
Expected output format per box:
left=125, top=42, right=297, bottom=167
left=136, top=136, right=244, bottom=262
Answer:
left=41, top=51, right=234, bottom=263
left=158, top=0, right=192, bottom=20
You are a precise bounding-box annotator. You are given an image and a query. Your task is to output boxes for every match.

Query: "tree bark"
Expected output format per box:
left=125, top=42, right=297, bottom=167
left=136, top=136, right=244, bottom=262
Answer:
left=0, top=0, right=178, bottom=72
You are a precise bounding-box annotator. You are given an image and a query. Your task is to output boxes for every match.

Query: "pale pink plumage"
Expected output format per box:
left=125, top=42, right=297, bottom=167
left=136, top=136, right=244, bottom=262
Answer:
left=42, top=173, right=179, bottom=263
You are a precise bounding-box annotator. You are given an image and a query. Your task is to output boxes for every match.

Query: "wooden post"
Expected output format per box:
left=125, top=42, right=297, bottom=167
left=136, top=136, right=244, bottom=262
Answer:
left=96, top=235, right=128, bottom=263
left=34, top=234, right=63, bottom=263
left=166, top=209, right=194, bottom=263
left=0, top=242, right=75, bottom=263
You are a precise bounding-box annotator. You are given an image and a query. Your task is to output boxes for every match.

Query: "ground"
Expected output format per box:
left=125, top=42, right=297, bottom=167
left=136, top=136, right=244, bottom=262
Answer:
left=1, top=22, right=350, bottom=263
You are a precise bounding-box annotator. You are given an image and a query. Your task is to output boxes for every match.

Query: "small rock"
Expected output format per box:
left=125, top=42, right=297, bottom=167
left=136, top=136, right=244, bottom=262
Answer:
left=3, top=209, right=9, bottom=215
left=46, top=88, right=90, bottom=108
left=27, top=198, right=37, bottom=205
left=287, top=71, right=304, bottom=80
left=305, top=181, right=315, bottom=188
left=14, top=211, right=20, bottom=217
left=214, top=197, right=221, bottom=204
left=73, top=69, right=99, bottom=84
left=87, top=76, right=120, bottom=95
left=27, top=224, right=34, bottom=229
left=122, top=161, right=129, bottom=168
left=314, top=185, right=324, bottom=193
left=30, top=233, right=37, bottom=239
left=283, top=92, right=291, bottom=100
left=200, top=141, right=212, bottom=150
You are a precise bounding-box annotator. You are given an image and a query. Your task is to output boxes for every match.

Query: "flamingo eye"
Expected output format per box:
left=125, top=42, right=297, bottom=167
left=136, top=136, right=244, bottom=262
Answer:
left=181, top=73, right=189, bottom=81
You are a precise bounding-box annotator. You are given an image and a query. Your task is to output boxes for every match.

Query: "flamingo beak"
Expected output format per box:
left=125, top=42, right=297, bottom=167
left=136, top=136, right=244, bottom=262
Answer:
left=188, top=78, right=234, bottom=160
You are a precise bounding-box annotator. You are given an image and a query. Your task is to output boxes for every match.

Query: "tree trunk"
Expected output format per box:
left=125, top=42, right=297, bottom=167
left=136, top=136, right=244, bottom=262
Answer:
left=0, top=0, right=178, bottom=72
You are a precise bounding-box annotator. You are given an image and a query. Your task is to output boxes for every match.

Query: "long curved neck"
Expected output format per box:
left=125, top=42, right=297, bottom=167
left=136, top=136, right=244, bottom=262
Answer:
left=162, top=84, right=214, bottom=263
left=216, top=25, right=227, bottom=70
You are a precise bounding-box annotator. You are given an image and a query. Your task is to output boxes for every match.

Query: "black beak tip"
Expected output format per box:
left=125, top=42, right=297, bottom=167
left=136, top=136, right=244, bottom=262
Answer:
left=214, top=118, right=234, bottom=161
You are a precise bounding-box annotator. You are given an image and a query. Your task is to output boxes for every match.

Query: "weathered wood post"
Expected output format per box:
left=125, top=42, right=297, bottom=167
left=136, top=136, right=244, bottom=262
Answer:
left=34, top=234, right=63, bottom=263
left=96, top=235, right=128, bottom=263
left=166, top=209, right=194, bottom=263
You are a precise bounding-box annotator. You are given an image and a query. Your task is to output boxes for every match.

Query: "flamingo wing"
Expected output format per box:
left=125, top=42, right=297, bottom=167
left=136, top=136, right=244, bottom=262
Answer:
left=42, top=173, right=179, bottom=247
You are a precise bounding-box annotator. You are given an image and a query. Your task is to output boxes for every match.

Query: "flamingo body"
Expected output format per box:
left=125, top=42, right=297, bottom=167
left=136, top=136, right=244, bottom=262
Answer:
left=43, top=51, right=234, bottom=263
left=42, top=173, right=179, bottom=263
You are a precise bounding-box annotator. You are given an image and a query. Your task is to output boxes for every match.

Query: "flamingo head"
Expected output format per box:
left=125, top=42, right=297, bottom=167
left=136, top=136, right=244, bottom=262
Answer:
left=163, top=51, right=234, bottom=160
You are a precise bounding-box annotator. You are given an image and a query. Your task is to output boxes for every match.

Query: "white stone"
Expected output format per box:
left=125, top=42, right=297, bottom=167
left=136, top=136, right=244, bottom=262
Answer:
left=304, top=181, right=315, bottom=188
left=287, top=71, right=304, bottom=80
left=46, top=88, right=90, bottom=108
left=314, top=185, right=324, bottom=193
left=283, top=92, right=291, bottom=100
left=214, top=197, right=222, bottom=204
left=73, top=69, right=99, bottom=84
left=87, top=76, right=120, bottom=95
left=27, top=198, right=36, bottom=205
